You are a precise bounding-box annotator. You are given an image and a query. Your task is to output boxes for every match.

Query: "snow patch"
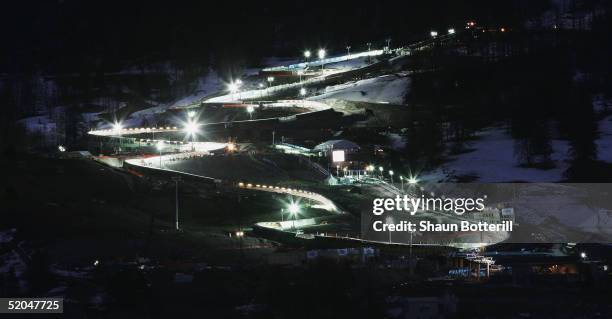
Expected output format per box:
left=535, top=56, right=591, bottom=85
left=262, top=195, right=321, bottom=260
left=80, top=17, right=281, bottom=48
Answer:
left=309, top=74, right=410, bottom=105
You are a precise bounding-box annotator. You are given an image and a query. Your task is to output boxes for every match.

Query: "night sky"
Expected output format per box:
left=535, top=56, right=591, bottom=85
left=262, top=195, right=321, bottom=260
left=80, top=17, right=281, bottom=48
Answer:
left=1, top=0, right=550, bottom=73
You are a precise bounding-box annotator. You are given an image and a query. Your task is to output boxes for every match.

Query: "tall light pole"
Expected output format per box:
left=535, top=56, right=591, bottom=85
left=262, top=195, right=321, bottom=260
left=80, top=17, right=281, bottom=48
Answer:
left=386, top=216, right=394, bottom=244
left=236, top=79, right=243, bottom=100
left=304, top=50, right=311, bottom=63
left=367, top=42, right=372, bottom=63
left=172, top=176, right=181, bottom=230
left=346, top=45, right=351, bottom=57
left=246, top=105, right=254, bottom=120
left=228, top=82, right=240, bottom=100
left=400, top=176, right=404, bottom=192
left=378, top=166, right=384, bottom=180
left=318, top=49, right=326, bottom=71
left=299, top=87, right=307, bottom=97
left=267, top=76, right=274, bottom=90
left=183, top=120, right=200, bottom=150
left=297, top=69, right=304, bottom=83
left=288, top=202, right=300, bottom=230
left=386, top=38, right=391, bottom=51
left=389, top=170, right=394, bottom=184
left=113, top=122, right=123, bottom=152
left=258, top=83, right=264, bottom=99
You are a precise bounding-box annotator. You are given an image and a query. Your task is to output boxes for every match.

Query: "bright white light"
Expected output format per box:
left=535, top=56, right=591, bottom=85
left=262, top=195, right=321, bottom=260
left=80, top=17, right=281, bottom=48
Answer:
left=267, top=76, right=274, bottom=83
left=246, top=105, right=254, bottom=113
left=332, top=150, right=345, bottom=162
left=297, top=70, right=304, bottom=75
left=318, top=49, right=326, bottom=59
left=304, top=50, right=311, bottom=58
left=228, top=82, right=239, bottom=93
left=299, top=87, right=307, bottom=96
left=430, top=31, right=438, bottom=37
left=408, top=176, right=419, bottom=185
left=112, top=122, right=123, bottom=132
left=258, top=83, right=264, bottom=88
left=379, top=166, right=384, bottom=172
left=236, top=79, right=242, bottom=85
left=183, top=120, right=200, bottom=136
left=367, top=165, right=375, bottom=172
left=156, top=141, right=164, bottom=151
left=58, top=145, right=66, bottom=152
left=448, top=28, right=455, bottom=34
left=580, top=252, right=587, bottom=259
left=389, top=170, right=394, bottom=176
left=187, top=110, right=196, bottom=118
left=288, top=203, right=300, bottom=215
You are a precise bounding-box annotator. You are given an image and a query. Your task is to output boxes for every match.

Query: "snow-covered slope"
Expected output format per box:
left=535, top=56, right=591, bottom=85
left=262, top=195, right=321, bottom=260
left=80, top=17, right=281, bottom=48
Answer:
left=425, top=127, right=571, bottom=182
left=309, top=74, right=410, bottom=105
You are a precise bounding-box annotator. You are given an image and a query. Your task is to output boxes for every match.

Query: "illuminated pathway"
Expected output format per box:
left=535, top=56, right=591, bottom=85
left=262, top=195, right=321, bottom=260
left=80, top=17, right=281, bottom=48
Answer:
left=85, top=29, right=510, bottom=248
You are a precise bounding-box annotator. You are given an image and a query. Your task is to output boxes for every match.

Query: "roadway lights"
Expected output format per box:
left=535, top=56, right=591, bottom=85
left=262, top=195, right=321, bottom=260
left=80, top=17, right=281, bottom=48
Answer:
left=580, top=252, right=587, bottom=259
left=300, top=87, right=307, bottom=96
left=187, top=110, right=196, bottom=118
left=318, top=49, right=326, bottom=71
left=367, top=165, right=375, bottom=172
left=183, top=120, right=200, bottom=137
left=227, top=142, right=236, bottom=152
left=228, top=82, right=239, bottom=93
left=408, top=176, right=419, bottom=185
left=389, top=170, right=394, bottom=176
left=378, top=166, right=384, bottom=172
left=288, top=202, right=301, bottom=230
left=112, top=122, right=123, bottom=132
left=318, top=49, right=326, bottom=60
left=246, top=105, right=255, bottom=120
left=267, top=76, right=274, bottom=85
left=430, top=31, right=438, bottom=37
left=304, top=50, right=311, bottom=59
left=448, top=28, right=455, bottom=34
left=288, top=202, right=300, bottom=215
left=258, top=83, right=264, bottom=88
